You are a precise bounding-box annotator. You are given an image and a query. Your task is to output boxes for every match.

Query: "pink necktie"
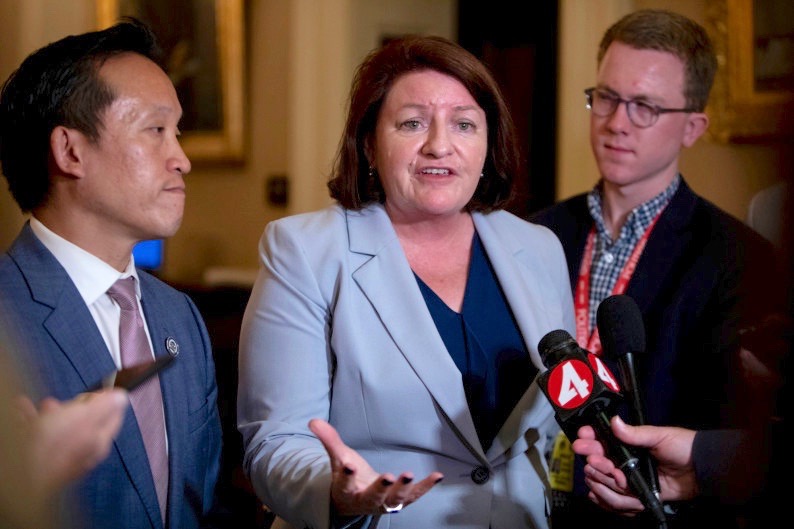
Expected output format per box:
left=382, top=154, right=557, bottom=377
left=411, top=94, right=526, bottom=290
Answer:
left=107, top=277, right=168, bottom=522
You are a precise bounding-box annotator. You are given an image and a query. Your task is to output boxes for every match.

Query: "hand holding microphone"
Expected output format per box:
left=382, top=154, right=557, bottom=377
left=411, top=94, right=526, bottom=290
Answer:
left=597, top=294, right=662, bottom=500
left=572, top=416, right=699, bottom=505
left=537, top=329, right=667, bottom=527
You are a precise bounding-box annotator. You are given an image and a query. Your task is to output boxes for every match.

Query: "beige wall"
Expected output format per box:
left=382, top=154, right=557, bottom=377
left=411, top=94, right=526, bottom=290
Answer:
left=166, top=0, right=292, bottom=282
left=1, top=0, right=788, bottom=285
left=0, top=0, right=23, bottom=250
left=0, top=0, right=95, bottom=251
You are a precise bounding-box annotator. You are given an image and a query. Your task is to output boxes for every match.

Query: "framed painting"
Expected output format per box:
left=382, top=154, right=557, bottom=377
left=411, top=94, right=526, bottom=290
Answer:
left=706, top=0, right=794, bottom=142
left=97, top=0, right=246, bottom=163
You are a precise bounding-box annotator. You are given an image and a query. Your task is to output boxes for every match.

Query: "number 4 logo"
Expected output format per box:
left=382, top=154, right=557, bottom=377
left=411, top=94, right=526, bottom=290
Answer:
left=587, top=354, right=621, bottom=392
left=547, top=359, right=595, bottom=409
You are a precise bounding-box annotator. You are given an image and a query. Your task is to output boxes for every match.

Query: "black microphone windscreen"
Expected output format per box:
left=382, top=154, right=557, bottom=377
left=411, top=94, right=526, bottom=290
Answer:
left=537, top=329, right=577, bottom=367
left=597, top=295, right=645, bottom=360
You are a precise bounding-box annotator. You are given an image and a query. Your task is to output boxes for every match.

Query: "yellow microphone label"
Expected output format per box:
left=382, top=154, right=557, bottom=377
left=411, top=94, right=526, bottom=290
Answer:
left=549, top=431, right=574, bottom=492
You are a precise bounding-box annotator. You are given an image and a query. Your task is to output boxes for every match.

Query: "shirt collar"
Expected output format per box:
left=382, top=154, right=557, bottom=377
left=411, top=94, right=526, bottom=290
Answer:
left=587, top=175, right=680, bottom=241
left=29, top=217, right=140, bottom=305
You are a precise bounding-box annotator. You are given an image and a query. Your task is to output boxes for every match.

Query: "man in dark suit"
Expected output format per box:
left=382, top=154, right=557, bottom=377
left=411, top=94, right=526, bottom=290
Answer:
left=529, top=9, right=777, bottom=529
left=0, top=19, right=222, bottom=528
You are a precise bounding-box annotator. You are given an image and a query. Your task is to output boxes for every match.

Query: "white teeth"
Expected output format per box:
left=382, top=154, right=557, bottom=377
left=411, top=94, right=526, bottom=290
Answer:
left=422, top=168, right=449, bottom=175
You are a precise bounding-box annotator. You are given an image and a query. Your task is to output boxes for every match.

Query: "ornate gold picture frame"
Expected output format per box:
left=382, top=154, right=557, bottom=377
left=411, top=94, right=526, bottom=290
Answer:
left=707, top=0, right=794, bottom=143
left=97, top=0, right=246, bottom=163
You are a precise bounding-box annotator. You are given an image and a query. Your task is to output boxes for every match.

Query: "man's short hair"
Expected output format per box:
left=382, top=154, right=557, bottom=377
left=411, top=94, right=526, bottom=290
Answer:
left=0, top=18, right=163, bottom=212
left=598, top=9, right=717, bottom=112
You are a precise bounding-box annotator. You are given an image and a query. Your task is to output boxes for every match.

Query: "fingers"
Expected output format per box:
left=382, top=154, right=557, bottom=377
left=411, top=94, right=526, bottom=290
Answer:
left=334, top=466, right=444, bottom=516
left=379, top=474, right=412, bottom=509
left=583, top=466, right=644, bottom=515
left=367, top=474, right=402, bottom=513
left=583, top=455, right=627, bottom=489
left=581, top=451, right=643, bottom=516
left=13, top=394, right=39, bottom=423
left=308, top=418, right=444, bottom=516
left=383, top=471, right=445, bottom=507
left=572, top=425, right=605, bottom=459
left=586, top=484, right=644, bottom=516
left=309, top=419, right=354, bottom=476
left=309, top=419, right=372, bottom=485
left=404, top=472, right=444, bottom=504
left=27, top=390, right=128, bottom=493
left=37, top=397, right=63, bottom=413
left=576, top=424, right=597, bottom=440
left=571, top=437, right=606, bottom=457
left=309, top=418, right=357, bottom=472
left=372, top=472, right=444, bottom=514
left=334, top=467, right=431, bottom=515
left=309, top=419, right=383, bottom=514
left=309, top=418, right=343, bottom=453
left=88, top=390, right=128, bottom=439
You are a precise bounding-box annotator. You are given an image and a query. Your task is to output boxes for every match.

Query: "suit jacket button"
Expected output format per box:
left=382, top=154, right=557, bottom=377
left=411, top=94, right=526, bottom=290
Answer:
left=470, top=465, right=490, bottom=484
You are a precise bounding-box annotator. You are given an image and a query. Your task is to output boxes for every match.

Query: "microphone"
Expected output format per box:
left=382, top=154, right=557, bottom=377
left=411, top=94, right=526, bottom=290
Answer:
left=537, top=329, right=667, bottom=527
left=597, top=294, right=661, bottom=501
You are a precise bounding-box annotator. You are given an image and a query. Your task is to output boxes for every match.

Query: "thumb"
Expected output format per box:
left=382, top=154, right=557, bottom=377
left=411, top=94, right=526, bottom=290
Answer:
left=611, top=415, right=660, bottom=449
left=309, top=418, right=345, bottom=456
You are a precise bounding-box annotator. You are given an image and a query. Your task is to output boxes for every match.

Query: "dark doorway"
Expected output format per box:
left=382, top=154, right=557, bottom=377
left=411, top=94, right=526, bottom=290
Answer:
left=458, top=0, right=559, bottom=218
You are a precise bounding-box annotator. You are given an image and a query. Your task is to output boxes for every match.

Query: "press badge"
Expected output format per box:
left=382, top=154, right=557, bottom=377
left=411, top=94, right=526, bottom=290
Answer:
left=548, top=430, right=574, bottom=492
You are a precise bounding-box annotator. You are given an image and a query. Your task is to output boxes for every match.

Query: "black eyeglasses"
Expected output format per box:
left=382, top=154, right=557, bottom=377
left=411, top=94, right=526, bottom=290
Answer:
left=584, top=87, right=696, bottom=128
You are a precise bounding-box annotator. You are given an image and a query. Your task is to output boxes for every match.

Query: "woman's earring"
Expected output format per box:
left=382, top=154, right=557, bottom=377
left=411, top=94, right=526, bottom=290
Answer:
left=480, top=172, right=485, bottom=179
left=369, top=166, right=375, bottom=178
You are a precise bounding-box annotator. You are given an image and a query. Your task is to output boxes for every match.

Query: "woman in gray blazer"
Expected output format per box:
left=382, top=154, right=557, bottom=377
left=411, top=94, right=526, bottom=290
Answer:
left=238, top=35, right=575, bottom=529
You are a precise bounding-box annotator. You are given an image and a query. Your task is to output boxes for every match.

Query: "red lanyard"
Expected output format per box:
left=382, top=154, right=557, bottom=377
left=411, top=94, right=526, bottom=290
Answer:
left=574, top=211, right=664, bottom=354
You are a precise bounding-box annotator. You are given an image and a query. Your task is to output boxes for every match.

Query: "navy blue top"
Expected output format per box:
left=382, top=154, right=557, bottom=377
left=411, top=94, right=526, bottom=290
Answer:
left=416, top=232, right=537, bottom=451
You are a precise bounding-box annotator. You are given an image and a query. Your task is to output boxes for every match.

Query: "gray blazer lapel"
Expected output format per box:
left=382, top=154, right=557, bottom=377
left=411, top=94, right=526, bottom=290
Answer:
left=43, top=299, right=116, bottom=388
left=473, top=213, right=559, bottom=460
left=347, top=206, right=484, bottom=456
left=474, top=213, right=549, bottom=371
left=10, top=225, right=116, bottom=391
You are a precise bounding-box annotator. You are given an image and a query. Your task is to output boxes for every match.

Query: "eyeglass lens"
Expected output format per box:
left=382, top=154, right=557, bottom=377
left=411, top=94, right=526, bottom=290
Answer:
left=587, top=89, right=658, bottom=128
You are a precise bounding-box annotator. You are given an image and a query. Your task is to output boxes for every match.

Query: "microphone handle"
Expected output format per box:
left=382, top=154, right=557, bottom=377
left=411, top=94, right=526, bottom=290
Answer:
left=619, top=355, right=663, bottom=499
left=592, top=408, right=667, bottom=527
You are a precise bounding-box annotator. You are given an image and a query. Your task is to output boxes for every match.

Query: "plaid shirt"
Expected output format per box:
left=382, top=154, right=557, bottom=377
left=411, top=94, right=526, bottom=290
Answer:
left=584, top=175, right=680, bottom=333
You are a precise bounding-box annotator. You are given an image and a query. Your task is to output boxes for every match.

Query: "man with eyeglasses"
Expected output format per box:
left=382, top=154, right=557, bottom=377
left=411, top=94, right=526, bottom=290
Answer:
left=531, top=9, right=779, bottom=529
